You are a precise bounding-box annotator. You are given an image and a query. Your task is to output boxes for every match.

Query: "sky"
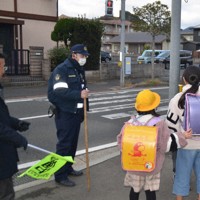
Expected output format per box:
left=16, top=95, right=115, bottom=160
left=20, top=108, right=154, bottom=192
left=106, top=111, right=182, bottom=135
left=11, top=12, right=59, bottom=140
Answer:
left=58, top=0, right=200, bottom=29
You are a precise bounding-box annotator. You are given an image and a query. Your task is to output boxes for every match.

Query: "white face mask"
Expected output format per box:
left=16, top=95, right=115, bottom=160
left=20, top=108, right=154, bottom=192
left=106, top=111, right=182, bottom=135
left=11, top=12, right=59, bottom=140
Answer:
left=78, top=58, right=86, bottom=66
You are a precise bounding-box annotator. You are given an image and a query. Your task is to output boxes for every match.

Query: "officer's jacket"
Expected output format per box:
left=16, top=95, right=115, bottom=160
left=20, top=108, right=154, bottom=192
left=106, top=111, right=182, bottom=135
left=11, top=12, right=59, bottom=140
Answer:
left=0, top=91, right=27, bottom=180
left=48, top=58, right=87, bottom=113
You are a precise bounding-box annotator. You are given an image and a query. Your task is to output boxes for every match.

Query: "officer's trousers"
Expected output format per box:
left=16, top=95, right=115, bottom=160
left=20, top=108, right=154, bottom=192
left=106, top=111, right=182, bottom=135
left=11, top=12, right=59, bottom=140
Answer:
left=54, top=110, right=82, bottom=181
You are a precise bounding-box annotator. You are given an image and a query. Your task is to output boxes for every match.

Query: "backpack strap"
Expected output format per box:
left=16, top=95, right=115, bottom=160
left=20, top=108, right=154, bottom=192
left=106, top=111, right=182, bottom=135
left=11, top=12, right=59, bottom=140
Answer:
left=146, top=117, right=161, bottom=126
left=127, top=116, right=143, bottom=126
left=128, top=115, right=161, bottom=126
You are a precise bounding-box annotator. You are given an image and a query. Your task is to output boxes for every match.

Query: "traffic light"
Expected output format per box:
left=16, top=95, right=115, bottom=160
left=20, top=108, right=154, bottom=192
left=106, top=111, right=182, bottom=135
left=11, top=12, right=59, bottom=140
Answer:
left=105, top=0, right=113, bottom=16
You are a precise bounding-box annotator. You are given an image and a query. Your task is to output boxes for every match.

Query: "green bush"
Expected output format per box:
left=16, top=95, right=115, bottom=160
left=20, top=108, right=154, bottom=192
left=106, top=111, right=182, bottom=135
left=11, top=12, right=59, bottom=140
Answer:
left=48, top=45, right=69, bottom=71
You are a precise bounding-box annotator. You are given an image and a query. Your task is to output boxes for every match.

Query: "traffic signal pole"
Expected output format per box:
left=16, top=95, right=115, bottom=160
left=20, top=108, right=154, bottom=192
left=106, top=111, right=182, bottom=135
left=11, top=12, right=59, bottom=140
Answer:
left=169, top=0, right=182, bottom=99
left=120, top=0, right=125, bottom=87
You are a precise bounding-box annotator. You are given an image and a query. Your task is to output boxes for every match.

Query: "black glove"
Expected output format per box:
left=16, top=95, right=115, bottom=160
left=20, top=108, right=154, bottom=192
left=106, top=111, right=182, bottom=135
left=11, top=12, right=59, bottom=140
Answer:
left=18, top=120, right=30, bottom=132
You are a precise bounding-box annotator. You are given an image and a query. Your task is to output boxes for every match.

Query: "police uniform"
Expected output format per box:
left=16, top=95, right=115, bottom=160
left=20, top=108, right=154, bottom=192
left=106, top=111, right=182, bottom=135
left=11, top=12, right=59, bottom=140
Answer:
left=48, top=44, right=89, bottom=183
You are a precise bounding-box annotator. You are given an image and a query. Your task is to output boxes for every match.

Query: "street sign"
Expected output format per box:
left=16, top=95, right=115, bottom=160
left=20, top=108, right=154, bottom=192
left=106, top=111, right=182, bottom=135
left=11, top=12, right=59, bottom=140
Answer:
left=125, top=57, right=131, bottom=75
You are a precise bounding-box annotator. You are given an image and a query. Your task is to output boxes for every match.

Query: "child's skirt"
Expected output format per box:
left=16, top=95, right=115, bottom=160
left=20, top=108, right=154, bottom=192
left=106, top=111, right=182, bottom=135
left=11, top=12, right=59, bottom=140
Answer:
left=124, top=172, right=160, bottom=192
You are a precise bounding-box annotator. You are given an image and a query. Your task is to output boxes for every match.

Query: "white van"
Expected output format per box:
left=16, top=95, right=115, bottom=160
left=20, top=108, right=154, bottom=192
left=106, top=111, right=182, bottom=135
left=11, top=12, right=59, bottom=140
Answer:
left=137, top=50, right=166, bottom=64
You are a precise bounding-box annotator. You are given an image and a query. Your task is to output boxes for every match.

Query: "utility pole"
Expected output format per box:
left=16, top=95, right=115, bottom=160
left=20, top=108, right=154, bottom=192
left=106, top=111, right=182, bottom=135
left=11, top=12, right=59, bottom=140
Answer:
left=169, top=0, right=182, bottom=99
left=120, top=0, right=125, bottom=87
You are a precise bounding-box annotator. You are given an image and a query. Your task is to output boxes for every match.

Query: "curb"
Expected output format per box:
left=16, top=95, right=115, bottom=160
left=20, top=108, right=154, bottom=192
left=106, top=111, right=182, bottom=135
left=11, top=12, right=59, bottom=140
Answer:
left=14, top=146, right=120, bottom=192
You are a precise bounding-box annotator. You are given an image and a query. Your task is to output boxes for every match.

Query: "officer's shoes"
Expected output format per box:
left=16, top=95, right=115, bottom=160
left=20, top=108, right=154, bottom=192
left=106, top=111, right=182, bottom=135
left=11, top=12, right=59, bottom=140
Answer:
left=55, top=178, right=76, bottom=187
left=69, top=169, right=83, bottom=176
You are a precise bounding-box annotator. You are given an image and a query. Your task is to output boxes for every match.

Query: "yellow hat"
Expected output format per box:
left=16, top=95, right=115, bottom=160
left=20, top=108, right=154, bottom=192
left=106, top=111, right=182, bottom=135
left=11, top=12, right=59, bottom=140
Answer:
left=135, top=89, right=160, bottom=112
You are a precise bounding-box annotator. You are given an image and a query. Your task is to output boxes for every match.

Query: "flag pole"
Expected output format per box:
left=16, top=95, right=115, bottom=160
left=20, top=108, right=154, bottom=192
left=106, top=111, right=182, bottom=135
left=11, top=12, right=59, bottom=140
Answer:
left=84, top=98, right=91, bottom=191
left=28, top=144, right=52, bottom=154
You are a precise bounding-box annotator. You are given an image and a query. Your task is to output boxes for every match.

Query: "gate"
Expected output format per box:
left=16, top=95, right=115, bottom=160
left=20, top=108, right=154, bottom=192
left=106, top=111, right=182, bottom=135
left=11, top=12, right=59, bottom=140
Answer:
left=6, top=49, right=30, bottom=75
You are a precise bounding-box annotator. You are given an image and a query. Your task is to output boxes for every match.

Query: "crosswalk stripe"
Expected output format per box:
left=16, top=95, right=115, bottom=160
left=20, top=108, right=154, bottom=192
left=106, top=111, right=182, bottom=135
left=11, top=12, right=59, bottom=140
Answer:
left=89, top=94, right=136, bottom=102
left=89, top=103, right=134, bottom=113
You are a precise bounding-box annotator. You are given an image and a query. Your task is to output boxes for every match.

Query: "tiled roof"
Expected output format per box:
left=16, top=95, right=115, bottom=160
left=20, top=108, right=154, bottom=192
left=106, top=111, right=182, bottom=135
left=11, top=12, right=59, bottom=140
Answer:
left=194, top=24, right=200, bottom=28
left=181, top=27, right=194, bottom=34
left=100, top=19, right=132, bottom=26
left=110, top=32, right=166, bottom=43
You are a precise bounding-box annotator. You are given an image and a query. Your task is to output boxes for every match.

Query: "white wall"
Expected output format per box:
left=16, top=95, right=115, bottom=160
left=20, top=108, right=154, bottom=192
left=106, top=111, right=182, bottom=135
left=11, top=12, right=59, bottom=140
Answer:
left=162, top=40, right=170, bottom=50
left=1, top=0, right=14, bottom=11
left=22, top=19, right=56, bottom=58
left=18, top=0, right=57, bottom=16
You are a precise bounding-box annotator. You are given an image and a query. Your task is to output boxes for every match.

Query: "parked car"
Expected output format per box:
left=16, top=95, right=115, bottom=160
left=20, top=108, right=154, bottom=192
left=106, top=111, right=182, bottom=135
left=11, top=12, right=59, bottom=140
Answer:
left=137, top=50, right=166, bottom=64
left=101, top=51, right=112, bottom=63
left=155, top=50, right=193, bottom=69
left=154, top=50, right=170, bottom=63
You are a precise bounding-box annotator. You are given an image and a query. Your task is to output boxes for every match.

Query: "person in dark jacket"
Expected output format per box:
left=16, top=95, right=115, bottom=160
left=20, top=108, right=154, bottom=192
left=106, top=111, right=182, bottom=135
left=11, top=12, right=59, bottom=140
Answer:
left=48, top=44, right=89, bottom=187
left=0, top=53, right=30, bottom=200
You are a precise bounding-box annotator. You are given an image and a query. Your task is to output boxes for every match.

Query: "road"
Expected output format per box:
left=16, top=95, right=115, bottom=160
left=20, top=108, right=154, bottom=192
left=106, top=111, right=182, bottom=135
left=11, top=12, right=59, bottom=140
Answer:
left=5, top=86, right=169, bottom=167
left=9, top=85, right=199, bottom=200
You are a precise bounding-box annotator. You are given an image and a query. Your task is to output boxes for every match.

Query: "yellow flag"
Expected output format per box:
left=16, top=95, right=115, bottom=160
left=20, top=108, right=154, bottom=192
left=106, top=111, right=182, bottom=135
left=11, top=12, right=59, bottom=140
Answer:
left=18, top=153, right=74, bottom=180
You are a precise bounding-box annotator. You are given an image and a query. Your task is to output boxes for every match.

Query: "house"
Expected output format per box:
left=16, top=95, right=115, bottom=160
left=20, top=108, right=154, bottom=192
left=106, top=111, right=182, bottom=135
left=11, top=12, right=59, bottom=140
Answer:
left=181, top=27, right=194, bottom=42
left=181, top=25, right=200, bottom=52
left=109, top=32, right=168, bottom=54
left=0, top=0, right=58, bottom=75
left=100, top=18, right=134, bottom=52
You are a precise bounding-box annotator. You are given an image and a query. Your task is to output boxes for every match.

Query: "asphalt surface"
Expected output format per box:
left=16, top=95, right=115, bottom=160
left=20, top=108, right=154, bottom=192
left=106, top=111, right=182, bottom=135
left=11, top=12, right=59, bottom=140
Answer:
left=4, top=79, right=122, bottom=99
left=3, top=79, right=199, bottom=200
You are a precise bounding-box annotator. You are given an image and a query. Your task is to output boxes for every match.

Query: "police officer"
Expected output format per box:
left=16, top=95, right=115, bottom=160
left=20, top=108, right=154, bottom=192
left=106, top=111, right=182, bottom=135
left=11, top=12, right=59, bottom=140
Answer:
left=0, top=53, right=30, bottom=200
left=48, top=44, right=89, bottom=187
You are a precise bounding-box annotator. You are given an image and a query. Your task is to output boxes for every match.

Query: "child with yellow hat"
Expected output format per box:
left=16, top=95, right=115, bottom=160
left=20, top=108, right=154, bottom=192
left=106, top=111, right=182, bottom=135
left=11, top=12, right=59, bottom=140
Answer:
left=117, top=89, right=192, bottom=200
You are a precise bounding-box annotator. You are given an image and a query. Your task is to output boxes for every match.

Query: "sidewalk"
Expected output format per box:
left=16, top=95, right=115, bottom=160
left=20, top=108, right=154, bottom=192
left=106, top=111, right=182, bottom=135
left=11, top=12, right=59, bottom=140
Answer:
left=15, top=148, right=198, bottom=200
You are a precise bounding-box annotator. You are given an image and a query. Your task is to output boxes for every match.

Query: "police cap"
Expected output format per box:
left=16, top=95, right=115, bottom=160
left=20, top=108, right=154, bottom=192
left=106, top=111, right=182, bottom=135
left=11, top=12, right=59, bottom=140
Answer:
left=70, top=44, right=90, bottom=56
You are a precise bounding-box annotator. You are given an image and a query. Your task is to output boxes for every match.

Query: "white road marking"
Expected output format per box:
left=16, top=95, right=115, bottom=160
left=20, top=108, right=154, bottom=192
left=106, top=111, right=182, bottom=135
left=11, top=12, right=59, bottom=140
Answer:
left=89, top=103, right=134, bottom=113
left=102, top=113, right=131, bottom=119
left=5, top=97, right=47, bottom=103
left=89, top=94, right=136, bottom=102
left=90, top=98, right=134, bottom=106
left=19, top=115, right=49, bottom=120
left=18, top=142, right=117, bottom=170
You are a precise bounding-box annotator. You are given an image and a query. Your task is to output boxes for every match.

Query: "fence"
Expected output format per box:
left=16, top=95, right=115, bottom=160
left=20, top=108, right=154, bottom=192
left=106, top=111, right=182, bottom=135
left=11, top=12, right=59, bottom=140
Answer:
left=6, top=49, right=30, bottom=75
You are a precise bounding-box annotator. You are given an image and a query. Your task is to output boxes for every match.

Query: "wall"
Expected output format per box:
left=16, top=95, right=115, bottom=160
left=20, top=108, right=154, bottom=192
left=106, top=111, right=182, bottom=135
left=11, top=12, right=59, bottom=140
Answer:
left=22, top=20, right=56, bottom=58
left=86, top=62, right=170, bottom=82
left=17, top=0, right=57, bottom=16
left=1, top=0, right=14, bottom=11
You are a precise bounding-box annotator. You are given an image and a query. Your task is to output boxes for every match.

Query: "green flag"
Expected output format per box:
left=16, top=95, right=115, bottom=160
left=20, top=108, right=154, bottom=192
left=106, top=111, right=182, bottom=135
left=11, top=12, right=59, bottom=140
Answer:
left=18, top=153, right=74, bottom=180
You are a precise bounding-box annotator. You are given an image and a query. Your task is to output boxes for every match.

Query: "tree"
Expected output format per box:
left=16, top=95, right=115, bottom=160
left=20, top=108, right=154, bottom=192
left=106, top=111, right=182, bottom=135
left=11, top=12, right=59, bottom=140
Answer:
left=51, top=18, right=104, bottom=70
left=51, top=18, right=76, bottom=47
left=132, top=0, right=171, bottom=79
